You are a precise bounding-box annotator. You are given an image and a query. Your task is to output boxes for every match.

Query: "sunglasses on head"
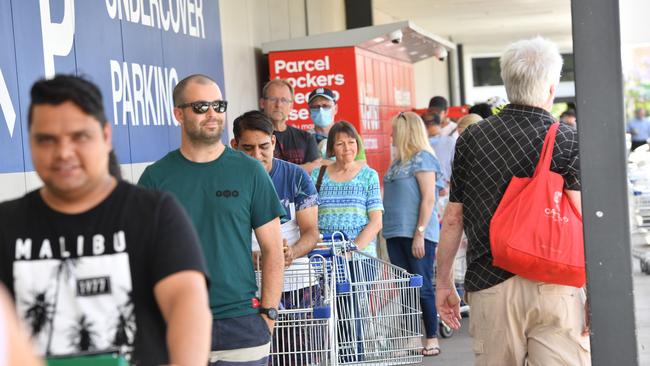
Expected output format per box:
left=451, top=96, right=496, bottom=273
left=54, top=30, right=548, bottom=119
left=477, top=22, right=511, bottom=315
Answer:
left=177, top=100, right=228, bottom=114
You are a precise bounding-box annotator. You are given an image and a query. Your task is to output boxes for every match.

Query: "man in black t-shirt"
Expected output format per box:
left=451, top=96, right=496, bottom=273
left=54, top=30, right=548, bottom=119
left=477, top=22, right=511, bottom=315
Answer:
left=260, top=79, right=321, bottom=174
left=0, top=75, right=211, bottom=365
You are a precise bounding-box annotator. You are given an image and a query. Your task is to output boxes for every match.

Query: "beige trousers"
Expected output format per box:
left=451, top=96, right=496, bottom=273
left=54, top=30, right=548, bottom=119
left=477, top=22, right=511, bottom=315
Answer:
left=467, top=276, right=591, bottom=366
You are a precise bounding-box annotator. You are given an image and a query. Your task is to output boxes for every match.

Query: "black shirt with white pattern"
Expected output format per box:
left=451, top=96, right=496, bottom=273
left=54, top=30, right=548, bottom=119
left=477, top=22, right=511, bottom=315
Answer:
left=450, top=104, right=581, bottom=292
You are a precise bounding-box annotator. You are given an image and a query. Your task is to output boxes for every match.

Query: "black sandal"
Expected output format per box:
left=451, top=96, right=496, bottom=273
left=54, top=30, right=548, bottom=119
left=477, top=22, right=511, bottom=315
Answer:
left=422, top=346, right=441, bottom=356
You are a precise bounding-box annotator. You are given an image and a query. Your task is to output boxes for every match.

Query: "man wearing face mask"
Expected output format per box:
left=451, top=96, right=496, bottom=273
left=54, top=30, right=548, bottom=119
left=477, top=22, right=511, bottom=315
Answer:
left=308, top=87, right=366, bottom=162
left=308, top=88, right=337, bottom=156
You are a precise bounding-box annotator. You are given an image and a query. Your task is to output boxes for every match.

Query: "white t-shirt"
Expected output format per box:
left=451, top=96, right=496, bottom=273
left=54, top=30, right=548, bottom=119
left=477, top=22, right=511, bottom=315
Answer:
left=440, top=121, right=459, bottom=139
left=252, top=219, right=316, bottom=292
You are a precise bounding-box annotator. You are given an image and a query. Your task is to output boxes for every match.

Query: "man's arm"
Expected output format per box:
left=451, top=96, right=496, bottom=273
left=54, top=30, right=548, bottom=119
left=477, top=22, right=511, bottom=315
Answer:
left=1, top=285, right=43, bottom=366
left=255, top=217, right=284, bottom=330
left=154, top=270, right=211, bottom=366
left=285, top=206, right=319, bottom=266
left=565, top=188, right=589, bottom=335
left=435, top=202, right=464, bottom=330
left=565, top=189, right=582, bottom=215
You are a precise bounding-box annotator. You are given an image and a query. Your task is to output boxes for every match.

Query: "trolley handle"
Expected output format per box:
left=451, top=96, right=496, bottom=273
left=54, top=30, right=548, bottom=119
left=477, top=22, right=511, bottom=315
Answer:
left=320, top=232, right=349, bottom=242
left=319, top=231, right=359, bottom=252
left=308, top=248, right=334, bottom=258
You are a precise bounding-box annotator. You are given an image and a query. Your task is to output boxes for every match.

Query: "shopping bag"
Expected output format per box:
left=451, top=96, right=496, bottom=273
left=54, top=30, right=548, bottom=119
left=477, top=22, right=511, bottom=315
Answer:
left=489, top=123, right=585, bottom=287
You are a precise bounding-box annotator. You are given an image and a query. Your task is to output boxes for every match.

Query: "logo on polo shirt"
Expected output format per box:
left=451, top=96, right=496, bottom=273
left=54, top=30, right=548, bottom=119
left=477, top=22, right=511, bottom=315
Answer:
left=216, top=190, right=239, bottom=198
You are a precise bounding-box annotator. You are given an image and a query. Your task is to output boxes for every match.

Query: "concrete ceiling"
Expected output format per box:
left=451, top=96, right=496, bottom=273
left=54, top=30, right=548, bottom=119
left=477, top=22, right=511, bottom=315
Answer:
left=373, top=0, right=573, bottom=52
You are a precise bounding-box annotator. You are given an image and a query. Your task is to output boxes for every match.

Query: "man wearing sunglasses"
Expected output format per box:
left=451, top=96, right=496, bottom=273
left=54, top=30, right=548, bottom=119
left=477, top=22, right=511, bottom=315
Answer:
left=260, top=79, right=321, bottom=174
left=138, top=74, right=285, bottom=366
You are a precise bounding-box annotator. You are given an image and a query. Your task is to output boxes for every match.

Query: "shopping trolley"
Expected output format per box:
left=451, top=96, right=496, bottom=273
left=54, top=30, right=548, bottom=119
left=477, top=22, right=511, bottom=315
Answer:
left=255, top=253, right=336, bottom=366
left=321, top=232, right=424, bottom=365
left=629, top=145, right=650, bottom=274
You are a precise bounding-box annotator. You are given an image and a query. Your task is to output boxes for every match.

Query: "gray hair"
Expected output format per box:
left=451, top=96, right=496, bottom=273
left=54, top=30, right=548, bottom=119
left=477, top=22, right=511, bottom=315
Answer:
left=500, top=37, right=563, bottom=107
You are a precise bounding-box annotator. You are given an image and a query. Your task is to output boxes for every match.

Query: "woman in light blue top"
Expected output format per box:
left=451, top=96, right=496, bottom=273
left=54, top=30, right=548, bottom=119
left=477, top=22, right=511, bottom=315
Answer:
left=311, top=121, right=383, bottom=256
left=383, top=112, right=443, bottom=356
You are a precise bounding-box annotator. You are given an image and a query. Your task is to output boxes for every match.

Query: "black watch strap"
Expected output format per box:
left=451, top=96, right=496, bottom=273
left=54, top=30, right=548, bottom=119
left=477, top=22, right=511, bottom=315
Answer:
left=259, top=307, right=278, bottom=320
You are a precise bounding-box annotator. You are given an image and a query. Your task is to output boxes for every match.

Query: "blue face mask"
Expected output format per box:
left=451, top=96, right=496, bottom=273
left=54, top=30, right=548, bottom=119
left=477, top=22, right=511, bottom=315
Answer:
left=311, top=107, right=334, bottom=128
left=429, top=135, right=441, bottom=147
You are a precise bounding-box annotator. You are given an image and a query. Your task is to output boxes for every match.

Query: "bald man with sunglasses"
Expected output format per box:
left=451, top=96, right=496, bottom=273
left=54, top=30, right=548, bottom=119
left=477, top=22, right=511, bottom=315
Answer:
left=138, top=74, right=285, bottom=366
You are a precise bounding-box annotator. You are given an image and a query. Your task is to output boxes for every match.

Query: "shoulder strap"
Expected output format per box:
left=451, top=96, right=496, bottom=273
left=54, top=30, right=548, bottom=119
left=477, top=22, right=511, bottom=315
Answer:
left=534, top=123, right=560, bottom=177
left=315, top=166, right=327, bottom=193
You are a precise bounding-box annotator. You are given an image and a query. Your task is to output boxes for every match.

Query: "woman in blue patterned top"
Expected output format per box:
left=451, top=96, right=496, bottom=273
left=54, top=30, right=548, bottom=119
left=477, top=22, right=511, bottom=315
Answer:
left=383, top=112, right=443, bottom=356
left=311, top=121, right=383, bottom=256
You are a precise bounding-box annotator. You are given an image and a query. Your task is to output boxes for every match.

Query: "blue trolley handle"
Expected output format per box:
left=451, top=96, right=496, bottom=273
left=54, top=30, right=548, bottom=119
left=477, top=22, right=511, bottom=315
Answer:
left=320, top=232, right=348, bottom=242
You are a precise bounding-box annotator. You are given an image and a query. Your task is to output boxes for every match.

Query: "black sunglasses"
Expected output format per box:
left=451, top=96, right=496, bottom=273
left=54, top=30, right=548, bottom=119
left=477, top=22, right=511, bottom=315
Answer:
left=177, top=100, right=228, bottom=114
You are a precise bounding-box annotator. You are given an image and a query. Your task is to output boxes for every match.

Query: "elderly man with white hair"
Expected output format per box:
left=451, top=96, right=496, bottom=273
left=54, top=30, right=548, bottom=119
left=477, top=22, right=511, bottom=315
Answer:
left=435, top=37, right=589, bottom=365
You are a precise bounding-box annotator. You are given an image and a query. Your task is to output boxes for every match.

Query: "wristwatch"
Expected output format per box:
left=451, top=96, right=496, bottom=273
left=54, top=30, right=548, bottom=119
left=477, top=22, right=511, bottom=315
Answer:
left=259, top=307, right=278, bottom=320
left=416, top=225, right=426, bottom=234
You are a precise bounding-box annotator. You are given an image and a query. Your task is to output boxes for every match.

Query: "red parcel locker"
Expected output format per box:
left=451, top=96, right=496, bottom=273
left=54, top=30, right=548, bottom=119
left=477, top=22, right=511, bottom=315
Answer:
left=263, top=21, right=455, bottom=183
left=267, top=47, right=415, bottom=182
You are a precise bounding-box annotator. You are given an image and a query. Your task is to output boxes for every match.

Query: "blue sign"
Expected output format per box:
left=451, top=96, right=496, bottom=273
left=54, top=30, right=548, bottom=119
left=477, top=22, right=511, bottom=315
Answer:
left=0, top=0, right=224, bottom=173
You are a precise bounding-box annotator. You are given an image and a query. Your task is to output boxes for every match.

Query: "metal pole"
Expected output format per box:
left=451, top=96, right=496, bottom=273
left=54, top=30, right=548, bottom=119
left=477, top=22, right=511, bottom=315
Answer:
left=570, top=0, right=639, bottom=364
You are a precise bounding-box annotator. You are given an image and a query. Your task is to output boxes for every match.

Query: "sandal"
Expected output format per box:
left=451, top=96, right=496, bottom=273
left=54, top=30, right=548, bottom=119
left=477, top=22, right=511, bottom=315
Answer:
left=422, top=346, right=441, bottom=356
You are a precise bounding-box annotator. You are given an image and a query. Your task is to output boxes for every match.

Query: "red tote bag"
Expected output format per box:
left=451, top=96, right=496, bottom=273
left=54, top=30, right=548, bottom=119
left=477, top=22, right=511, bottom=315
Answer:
left=489, top=123, right=586, bottom=287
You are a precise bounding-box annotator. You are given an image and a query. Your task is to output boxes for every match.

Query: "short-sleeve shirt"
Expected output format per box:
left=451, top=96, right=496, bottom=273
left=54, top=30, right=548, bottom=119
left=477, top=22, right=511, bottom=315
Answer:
left=383, top=150, right=442, bottom=242
left=429, top=135, right=456, bottom=184
left=138, top=148, right=285, bottom=319
left=449, top=104, right=581, bottom=292
left=0, top=182, right=208, bottom=364
left=311, top=165, right=384, bottom=256
left=627, top=117, right=650, bottom=142
left=270, top=158, right=319, bottom=224
left=253, top=159, right=319, bottom=292
left=274, top=125, right=320, bottom=165
left=252, top=158, right=319, bottom=252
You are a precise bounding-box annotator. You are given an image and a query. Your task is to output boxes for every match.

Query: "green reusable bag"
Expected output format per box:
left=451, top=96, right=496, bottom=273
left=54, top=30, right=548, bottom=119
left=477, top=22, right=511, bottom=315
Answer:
left=47, top=351, right=129, bottom=366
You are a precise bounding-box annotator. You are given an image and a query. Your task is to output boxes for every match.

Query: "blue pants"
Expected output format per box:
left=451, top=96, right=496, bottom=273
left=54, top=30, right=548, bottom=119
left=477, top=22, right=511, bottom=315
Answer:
left=209, top=313, right=271, bottom=365
left=386, top=237, right=438, bottom=338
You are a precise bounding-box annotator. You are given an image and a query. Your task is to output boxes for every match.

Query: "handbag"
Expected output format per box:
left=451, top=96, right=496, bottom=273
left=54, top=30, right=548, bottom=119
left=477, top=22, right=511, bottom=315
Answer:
left=489, top=123, right=586, bottom=287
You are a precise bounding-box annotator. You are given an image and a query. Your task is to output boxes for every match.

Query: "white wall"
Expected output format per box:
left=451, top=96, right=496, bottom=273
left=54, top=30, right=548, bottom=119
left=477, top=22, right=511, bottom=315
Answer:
left=620, top=0, right=650, bottom=47
left=413, top=57, right=449, bottom=109
left=305, top=0, right=346, bottom=35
